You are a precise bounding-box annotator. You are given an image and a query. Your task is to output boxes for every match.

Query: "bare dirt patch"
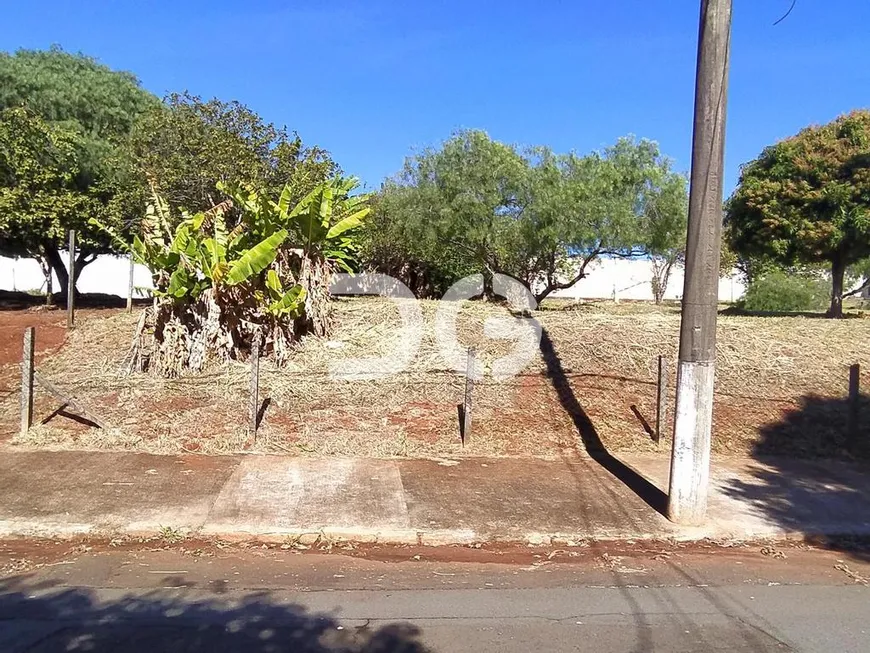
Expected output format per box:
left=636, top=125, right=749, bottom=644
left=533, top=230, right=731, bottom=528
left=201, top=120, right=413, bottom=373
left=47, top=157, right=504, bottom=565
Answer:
left=2, top=535, right=868, bottom=586
left=3, top=298, right=868, bottom=459
left=0, top=307, right=120, bottom=441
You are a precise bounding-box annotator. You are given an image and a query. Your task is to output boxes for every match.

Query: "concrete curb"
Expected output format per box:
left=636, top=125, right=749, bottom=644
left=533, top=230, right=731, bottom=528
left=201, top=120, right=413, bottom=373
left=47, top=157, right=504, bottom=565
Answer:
left=4, top=520, right=868, bottom=547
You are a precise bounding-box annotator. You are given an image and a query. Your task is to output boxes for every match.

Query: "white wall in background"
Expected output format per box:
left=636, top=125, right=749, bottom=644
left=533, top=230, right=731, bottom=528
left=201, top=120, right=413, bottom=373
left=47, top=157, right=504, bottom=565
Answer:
left=0, top=254, right=153, bottom=298
left=544, top=257, right=745, bottom=303
left=2, top=253, right=746, bottom=302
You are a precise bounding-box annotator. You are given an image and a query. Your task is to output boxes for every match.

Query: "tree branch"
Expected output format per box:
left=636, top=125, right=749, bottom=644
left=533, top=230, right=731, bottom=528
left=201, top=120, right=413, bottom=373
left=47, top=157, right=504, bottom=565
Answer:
left=534, top=247, right=601, bottom=303
left=844, top=278, right=870, bottom=298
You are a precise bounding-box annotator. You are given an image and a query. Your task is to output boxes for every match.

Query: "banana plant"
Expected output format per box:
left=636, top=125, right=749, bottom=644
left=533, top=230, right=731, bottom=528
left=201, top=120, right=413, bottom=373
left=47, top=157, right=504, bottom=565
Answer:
left=263, top=269, right=306, bottom=317
left=91, top=196, right=292, bottom=301
left=283, top=177, right=371, bottom=270
left=219, top=176, right=372, bottom=271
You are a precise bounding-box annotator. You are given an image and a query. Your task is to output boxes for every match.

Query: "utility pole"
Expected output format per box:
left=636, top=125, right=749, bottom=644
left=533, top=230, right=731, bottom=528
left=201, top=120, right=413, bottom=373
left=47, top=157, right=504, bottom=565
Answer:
left=667, top=0, right=733, bottom=524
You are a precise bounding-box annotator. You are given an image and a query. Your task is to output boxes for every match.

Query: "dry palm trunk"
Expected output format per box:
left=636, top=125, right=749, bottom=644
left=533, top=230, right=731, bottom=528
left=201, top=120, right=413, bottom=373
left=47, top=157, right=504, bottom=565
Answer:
left=123, top=254, right=335, bottom=377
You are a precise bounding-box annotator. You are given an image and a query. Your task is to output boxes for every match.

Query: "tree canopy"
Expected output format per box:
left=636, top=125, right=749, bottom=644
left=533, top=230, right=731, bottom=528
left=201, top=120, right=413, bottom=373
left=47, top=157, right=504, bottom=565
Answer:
left=726, top=110, right=870, bottom=317
left=366, top=130, right=687, bottom=303
left=0, top=46, right=157, bottom=294
left=0, top=49, right=339, bottom=299
left=0, top=108, right=80, bottom=257
left=131, top=92, right=338, bottom=215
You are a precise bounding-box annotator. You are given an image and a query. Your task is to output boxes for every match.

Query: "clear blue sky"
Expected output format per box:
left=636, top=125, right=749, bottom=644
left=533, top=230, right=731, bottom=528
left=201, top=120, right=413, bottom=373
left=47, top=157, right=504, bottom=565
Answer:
left=3, top=1, right=869, bottom=193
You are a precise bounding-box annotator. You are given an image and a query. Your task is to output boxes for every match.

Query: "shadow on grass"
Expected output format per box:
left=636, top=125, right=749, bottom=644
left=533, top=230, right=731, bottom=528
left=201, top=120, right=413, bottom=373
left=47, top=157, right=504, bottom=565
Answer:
left=718, top=305, right=864, bottom=319
left=720, top=393, right=870, bottom=562
left=0, top=289, right=151, bottom=311
left=537, top=299, right=683, bottom=315
left=0, top=575, right=432, bottom=652
left=539, top=328, right=668, bottom=516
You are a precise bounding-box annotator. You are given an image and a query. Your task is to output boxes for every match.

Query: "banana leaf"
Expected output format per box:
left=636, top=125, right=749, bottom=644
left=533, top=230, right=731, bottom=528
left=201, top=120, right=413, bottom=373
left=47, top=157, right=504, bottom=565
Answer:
left=88, top=217, right=132, bottom=256
left=225, top=229, right=288, bottom=285
left=325, top=207, right=371, bottom=240
left=167, top=267, right=193, bottom=298
left=267, top=286, right=306, bottom=316
left=277, top=185, right=294, bottom=217
left=265, top=269, right=283, bottom=296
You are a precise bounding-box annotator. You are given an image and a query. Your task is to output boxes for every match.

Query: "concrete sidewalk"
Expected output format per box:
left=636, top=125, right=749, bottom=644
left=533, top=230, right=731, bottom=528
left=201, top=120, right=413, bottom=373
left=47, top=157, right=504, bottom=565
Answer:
left=0, top=448, right=868, bottom=544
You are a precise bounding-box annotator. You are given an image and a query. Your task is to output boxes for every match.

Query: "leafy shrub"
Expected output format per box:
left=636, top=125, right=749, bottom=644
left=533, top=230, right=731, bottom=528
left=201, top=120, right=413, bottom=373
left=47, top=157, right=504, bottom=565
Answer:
left=92, top=177, right=370, bottom=376
left=740, top=271, right=830, bottom=313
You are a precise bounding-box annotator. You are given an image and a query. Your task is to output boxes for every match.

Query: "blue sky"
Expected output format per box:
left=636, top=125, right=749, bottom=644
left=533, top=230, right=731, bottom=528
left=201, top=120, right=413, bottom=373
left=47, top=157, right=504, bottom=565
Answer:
left=3, top=1, right=869, bottom=193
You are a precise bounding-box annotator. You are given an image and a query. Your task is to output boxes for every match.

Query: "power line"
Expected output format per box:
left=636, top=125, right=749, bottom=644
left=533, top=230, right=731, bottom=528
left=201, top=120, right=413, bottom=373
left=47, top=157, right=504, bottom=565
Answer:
left=773, top=0, right=797, bottom=26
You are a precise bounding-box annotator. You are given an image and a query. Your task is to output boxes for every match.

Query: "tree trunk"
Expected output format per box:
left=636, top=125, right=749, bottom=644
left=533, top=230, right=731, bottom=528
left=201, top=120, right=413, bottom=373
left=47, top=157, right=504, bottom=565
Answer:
left=42, top=245, right=69, bottom=299
left=481, top=269, right=495, bottom=301
left=37, top=257, right=54, bottom=305
left=651, top=255, right=678, bottom=305
left=829, top=257, right=846, bottom=319
left=41, top=243, right=93, bottom=300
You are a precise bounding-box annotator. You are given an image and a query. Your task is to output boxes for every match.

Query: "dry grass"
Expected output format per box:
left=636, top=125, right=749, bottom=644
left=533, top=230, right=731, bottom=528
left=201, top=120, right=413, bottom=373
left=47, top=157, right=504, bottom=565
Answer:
left=6, top=297, right=870, bottom=459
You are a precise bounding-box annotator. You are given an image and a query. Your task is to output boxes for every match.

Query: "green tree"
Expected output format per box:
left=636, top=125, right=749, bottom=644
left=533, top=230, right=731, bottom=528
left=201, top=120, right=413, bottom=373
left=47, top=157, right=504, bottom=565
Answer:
left=131, top=92, right=338, bottom=215
left=380, top=130, right=527, bottom=299
left=527, top=138, right=687, bottom=302
left=0, top=46, right=157, bottom=295
left=726, top=110, right=870, bottom=318
left=359, top=189, right=475, bottom=298
left=371, top=131, right=683, bottom=303
left=0, top=108, right=78, bottom=297
left=641, top=166, right=689, bottom=304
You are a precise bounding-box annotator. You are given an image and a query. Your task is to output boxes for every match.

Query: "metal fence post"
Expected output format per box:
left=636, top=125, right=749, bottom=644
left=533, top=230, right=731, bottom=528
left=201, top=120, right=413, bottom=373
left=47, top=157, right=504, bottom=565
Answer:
left=655, top=355, right=668, bottom=446
left=20, top=327, right=34, bottom=436
left=126, top=254, right=135, bottom=313
left=66, top=230, right=76, bottom=329
left=250, top=336, right=260, bottom=439
left=462, top=347, right=476, bottom=443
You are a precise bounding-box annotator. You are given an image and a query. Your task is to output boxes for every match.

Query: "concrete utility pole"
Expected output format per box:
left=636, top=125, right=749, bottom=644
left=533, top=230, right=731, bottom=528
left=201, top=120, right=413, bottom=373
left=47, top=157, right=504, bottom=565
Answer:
left=667, top=0, right=733, bottom=524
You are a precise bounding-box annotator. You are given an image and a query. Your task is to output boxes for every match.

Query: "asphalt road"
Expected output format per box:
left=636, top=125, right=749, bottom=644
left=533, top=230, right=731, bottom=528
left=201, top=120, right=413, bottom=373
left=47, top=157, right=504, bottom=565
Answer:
left=1, top=539, right=868, bottom=652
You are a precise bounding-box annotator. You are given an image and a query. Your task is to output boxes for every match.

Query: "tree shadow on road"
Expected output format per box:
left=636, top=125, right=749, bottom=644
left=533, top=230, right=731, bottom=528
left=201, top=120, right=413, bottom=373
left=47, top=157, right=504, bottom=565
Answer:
left=539, top=328, right=668, bottom=517
left=0, top=575, right=432, bottom=652
left=719, top=393, right=870, bottom=562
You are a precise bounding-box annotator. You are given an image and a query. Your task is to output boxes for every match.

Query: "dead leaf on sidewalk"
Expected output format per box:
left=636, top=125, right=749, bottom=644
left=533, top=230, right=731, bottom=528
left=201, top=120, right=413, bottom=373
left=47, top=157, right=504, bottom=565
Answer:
left=834, top=560, right=869, bottom=585
left=599, top=553, right=648, bottom=575
left=521, top=560, right=552, bottom=571
left=760, top=546, right=787, bottom=559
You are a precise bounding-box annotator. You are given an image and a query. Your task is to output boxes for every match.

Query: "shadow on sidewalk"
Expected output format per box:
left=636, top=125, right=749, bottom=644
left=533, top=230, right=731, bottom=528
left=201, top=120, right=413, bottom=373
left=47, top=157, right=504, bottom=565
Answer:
left=540, top=329, right=668, bottom=517
left=0, top=575, right=432, bottom=652
left=720, top=393, right=870, bottom=562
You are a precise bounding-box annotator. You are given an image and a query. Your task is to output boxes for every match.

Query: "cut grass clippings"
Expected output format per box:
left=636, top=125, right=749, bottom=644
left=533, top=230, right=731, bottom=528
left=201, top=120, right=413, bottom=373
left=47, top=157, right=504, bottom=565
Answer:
left=4, top=297, right=870, bottom=460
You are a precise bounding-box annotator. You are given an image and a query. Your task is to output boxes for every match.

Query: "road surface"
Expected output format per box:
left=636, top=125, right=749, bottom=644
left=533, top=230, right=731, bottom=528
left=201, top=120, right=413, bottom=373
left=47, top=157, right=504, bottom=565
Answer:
left=0, top=538, right=868, bottom=652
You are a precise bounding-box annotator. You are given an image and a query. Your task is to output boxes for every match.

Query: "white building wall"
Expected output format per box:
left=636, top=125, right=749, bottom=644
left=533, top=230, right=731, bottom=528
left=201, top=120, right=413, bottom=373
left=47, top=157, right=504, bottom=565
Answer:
left=545, top=257, right=745, bottom=303
left=0, top=254, right=154, bottom=298
left=1, top=254, right=746, bottom=303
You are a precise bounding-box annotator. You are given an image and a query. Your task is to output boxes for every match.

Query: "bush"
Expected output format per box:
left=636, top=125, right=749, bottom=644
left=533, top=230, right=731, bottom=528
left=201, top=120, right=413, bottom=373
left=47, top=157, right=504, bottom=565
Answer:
left=740, top=271, right=830, bottom=313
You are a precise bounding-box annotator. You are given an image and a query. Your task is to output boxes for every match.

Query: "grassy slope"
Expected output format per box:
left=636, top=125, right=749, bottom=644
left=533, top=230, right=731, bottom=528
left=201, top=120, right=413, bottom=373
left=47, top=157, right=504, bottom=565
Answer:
left=4, top=298, right=869, bottom=459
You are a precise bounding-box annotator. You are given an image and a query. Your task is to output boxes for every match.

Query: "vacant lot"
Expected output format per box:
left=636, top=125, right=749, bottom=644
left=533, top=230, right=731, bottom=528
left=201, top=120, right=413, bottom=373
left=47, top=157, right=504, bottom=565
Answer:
left=1, top=298, right=868, bottom=459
